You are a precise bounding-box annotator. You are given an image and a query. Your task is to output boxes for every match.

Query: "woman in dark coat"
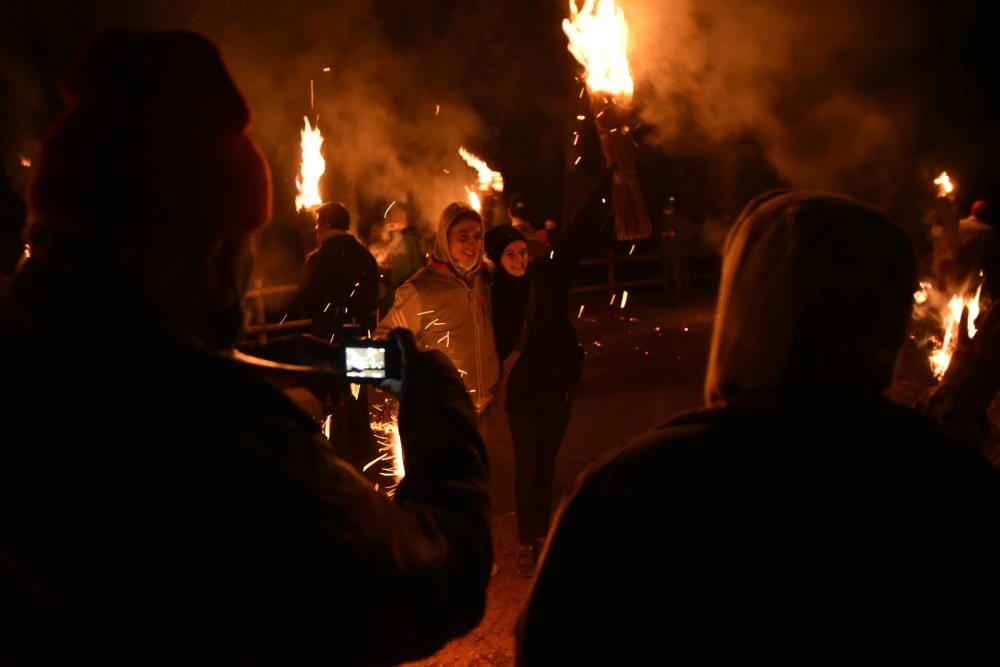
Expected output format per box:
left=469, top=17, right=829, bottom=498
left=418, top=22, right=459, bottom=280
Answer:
left=485, top=187, right=607, bottom=576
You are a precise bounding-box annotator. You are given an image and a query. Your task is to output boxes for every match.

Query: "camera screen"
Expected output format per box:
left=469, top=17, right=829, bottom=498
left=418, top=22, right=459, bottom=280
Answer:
left=345, top=345, right=387, bottom=379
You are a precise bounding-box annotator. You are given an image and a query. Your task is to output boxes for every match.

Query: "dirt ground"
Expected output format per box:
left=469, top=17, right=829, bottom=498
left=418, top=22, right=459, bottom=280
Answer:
left=405, top=289, right=717, bottom=666
left=402, top=284, right=984, bottom=666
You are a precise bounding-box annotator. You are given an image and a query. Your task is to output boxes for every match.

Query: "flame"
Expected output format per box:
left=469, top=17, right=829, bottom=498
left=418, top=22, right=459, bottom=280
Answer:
left=19, top=156, right=31, bottom=168
left=918, top=278, right=985, bottom=379
left=295, top=116, right=326, bottom=211
left=933, top=171, right=955, bottom=199
left=466, top=186, right=482, bottom=212
left=459, top=147, right=504, bottom=192
left=562, top=0, right=635, bottom=99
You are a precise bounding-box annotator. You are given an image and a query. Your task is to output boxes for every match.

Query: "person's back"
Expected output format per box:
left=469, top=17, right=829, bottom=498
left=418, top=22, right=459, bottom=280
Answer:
left=0, top=31, right=491, bottom=665
left=299, top=201, right=380, bottom=338
left=519, top=191, right=1000, bottom=664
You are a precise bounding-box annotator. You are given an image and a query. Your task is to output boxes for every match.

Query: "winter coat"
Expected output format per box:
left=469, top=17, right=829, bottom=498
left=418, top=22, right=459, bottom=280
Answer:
left=0, top=272, right=492, bottom=666
left=518, top=191, right=1000, bottom=664
left=377, top=206, right=499, bottom=415
left=492, top=190, right=607, bottom=405
left=299, top=232, right=380, bottom=337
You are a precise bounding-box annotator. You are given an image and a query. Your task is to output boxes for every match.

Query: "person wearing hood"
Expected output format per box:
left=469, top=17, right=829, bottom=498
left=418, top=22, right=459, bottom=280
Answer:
left=376, top=202, right=500, bottom=423
left=0, top=32, right=492, bottom=665
left=518, top=191, right=1000, bottom=664
left=484, top=180, right=608, bottom=577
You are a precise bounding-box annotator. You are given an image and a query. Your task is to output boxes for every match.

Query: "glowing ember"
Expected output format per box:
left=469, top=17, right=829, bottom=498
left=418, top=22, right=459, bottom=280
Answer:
left=295, top=116, right=326, bottom=212
left=933, top=171, right=955, bottom=199
left=19, top=156, right=31, bottom=168
left=458, top=147, right=504, bottom=192
left=562, top=0, right=635, bottom=99
left=368, top=400, right=405, bottom=495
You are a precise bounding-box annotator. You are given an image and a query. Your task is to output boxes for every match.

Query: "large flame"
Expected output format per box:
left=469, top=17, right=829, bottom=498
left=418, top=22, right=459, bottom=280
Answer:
left=933, top=171, right=955, bottom=199
left=458, top=147, right=504, bottom=193
left=295, top=116, right=326, bottom=211
left=917, top=278, right=984, bottom=379
left=562, top=0, right=635, bottom=99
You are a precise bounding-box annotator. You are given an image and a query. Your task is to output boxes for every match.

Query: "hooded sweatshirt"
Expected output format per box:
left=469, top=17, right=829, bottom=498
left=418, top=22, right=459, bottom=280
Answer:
left=376, top=203, right=500, bottom=414
left=519, top=191, right=1000, bottom=664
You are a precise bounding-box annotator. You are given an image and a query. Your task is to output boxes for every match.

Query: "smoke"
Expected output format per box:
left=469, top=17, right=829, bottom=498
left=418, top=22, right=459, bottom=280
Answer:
left=621, top=0, right=930, bottom=200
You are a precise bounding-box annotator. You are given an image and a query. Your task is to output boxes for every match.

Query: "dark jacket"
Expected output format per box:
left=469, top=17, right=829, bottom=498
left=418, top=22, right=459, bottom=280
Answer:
left=518, top=394, right=1000, bottom=664
left=299, top=233, right=380, bottom=337
left=0, top=282, right=491, bottom=665
left=519, top=191, right=1000, bottom=664
left=493, top=183, right=607, bottom=403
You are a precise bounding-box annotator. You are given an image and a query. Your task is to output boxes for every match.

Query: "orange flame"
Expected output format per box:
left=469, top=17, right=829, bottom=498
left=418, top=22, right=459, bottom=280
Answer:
left=19, top=156, right=31, bottom=168
left=918, top=278, right=984, bottom=379
left=465, top=186, right=482, bottom=213
left=458, top=147, right=504, bottom=192
left=562, top=0, right=635, bottom=99
left=295, top=116, right=326, bottom=211
left=933, top=171, right=955, bottom=199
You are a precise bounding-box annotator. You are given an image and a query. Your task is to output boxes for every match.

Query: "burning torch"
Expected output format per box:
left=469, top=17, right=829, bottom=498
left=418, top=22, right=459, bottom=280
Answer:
left=459, top=147, right=504, bottom=224
left=563, top=0, right=651, bottom=241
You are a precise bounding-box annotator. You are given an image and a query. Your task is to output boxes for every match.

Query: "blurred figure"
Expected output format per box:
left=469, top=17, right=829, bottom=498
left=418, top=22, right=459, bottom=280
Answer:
left=519, top=191, right=1000, bottom=664
left=954, top=199, right=998, bottom=293
left=508, top=194, right=549, bottom=260
left=383, top=203, right=425, bottom=293
left=299, top=200, right=379, bottom=339
left=0, top=31, right=491, bottom=665
left=654, top=195, right=684, bottom=308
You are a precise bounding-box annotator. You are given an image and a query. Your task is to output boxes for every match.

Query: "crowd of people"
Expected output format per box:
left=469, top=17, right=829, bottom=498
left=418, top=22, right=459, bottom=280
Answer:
left=2, top=30, right=1000, bottom=665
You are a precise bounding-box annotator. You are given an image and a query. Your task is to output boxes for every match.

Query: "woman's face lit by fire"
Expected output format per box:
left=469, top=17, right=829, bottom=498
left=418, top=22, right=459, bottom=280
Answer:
left=448, top=217, right=483, bottom=270
left=500, top=240, right=529, bottom=277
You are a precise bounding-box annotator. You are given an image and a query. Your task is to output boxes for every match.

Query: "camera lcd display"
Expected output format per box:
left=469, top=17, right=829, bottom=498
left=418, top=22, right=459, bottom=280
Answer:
left=345, top=344, right=387, bottom=379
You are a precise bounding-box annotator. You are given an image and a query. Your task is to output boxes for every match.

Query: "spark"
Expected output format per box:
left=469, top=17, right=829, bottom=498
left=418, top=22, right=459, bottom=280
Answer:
left=629, top=244, right=636, bottom=255
left=683, top=327, right=689, bottom=332
left=574, top=156, right=582, bottom=166
left=350, top=289, right=356, bottom=298
left=573, top=134, right=579, bottom=146
left=363, top=453, right=388, bottom=472
left=383, top=201, right=396, bottom=218
left=443, top=168, right=451, bottom=174
left=578, top=305, right=585, bottom=319
left=324, top=302, right=331, bottom=312
left=601, top=197, right=606, bottom=204
left=322, top=66, right=331, bottom=72
left=436, top=331, right=451, bottom=346
left=550, top=250, right=555, bottom=259
left=620, top=290, right=629, bottom=309
left=424, top=318, right=441, bottom=329
left=417, top=310, right=435, bottom=316
left=577, top=115, right=586, bottom=120
left=279, top=314, right=288, bottom=325
left=435, top=104, right=441, bottom=115
left=310, top=79, right=314, bottom=111
left=19, top=156, right=31, bottom=168
left=579, top=87, right=586, bottom=99
left=609, top=293, right=617, bottom=306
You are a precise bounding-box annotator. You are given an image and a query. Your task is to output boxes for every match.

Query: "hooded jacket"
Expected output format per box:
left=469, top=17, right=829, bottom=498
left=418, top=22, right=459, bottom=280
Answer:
left=376, top=204, right=500, bottom=414
left=518, top=191, right=1000, bottom=665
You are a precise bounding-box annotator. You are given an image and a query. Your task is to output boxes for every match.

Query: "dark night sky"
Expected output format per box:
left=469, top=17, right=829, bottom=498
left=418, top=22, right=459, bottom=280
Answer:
left=1, top=0, right=997, bottom=244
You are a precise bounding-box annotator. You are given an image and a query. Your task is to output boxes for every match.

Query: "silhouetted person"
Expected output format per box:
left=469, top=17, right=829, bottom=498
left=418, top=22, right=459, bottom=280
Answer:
left=519, top=191, right=1000, bottom=665
left=299, top=201, right=379, bottom=339
left=0, top=31, right=491, bottom=666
